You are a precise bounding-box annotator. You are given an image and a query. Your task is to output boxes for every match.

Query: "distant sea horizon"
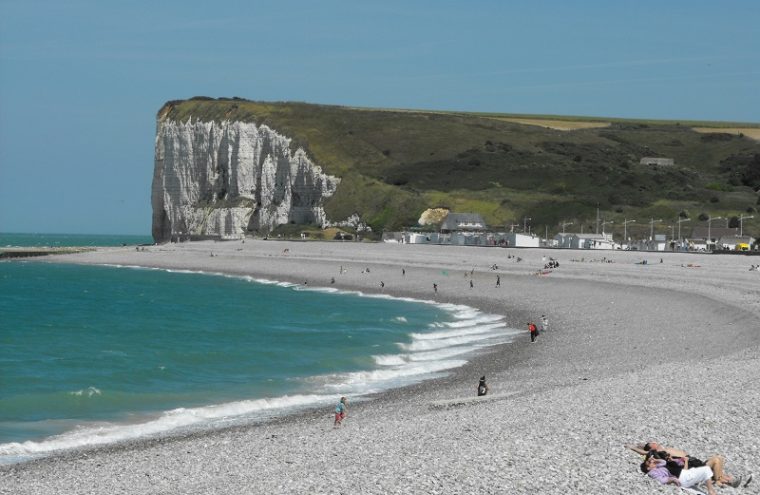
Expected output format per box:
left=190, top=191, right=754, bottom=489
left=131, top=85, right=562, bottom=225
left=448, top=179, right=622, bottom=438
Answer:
left=0, top=232, right=153, bottom=248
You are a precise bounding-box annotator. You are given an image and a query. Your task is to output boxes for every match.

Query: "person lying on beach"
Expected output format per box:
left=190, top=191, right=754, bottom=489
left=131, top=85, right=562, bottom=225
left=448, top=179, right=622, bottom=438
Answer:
left=628, top=442, right=742, bottom=487
left=641, top=453, right=718, bottom=495
left=627, top=442, right=701, bottom=465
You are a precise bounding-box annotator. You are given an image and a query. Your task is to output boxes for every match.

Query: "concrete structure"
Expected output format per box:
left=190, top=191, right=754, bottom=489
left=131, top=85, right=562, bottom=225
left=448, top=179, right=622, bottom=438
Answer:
left=639, top=157, right=674, bottom=167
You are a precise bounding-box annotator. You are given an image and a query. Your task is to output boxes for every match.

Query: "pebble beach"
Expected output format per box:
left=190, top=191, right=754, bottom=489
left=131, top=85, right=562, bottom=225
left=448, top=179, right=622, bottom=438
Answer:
left=2, top=240, right=759, bottom=495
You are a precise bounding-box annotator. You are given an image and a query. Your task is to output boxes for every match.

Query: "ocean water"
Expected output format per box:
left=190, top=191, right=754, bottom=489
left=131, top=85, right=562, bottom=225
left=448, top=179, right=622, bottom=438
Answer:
left=0, top=232, right=152, bottom=248
left=0, top=260, right=519, bottom=464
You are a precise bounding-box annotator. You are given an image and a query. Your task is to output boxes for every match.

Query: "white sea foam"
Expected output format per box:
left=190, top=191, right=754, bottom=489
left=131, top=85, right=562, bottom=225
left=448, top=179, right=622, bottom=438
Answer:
left=411, top=321, right=505, bottom=340
left=0, top=393, right=334, bottom=460
left=399, top=331, right=505, bottom=352
left=316, top=359, right=468, bottom=394
left=69, top=387, right=101, bottom=397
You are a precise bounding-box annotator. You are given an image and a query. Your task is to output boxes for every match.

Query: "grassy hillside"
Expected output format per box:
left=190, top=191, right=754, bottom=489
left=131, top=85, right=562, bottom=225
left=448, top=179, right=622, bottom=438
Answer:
left=158, top=98, right=760, bottom=240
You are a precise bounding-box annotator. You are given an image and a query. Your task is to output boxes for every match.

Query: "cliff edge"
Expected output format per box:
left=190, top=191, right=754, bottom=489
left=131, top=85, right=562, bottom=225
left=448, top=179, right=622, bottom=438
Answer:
left=152, top=116, right=340, bottom=243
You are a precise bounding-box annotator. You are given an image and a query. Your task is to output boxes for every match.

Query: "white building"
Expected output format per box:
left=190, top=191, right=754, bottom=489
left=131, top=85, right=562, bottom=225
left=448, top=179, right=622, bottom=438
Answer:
left=633, top=234, right=669, bottom=251
left=504, top=232, right=540, bottom=248
left=554, top=232, right=615, bottom=250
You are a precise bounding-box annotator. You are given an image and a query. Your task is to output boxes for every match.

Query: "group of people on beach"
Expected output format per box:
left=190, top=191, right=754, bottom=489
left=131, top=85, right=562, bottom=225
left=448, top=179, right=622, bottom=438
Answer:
left=627, top=441, right=751, bottom=494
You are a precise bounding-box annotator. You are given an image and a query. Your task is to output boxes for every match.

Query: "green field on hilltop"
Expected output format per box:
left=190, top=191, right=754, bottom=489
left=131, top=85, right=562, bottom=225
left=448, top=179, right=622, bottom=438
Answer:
left=158, top=97, right=760, bottom=239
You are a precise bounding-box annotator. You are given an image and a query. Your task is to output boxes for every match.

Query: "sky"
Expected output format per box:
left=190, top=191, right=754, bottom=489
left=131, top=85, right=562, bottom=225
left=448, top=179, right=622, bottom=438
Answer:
left=1, top=0, right=758, bottom=235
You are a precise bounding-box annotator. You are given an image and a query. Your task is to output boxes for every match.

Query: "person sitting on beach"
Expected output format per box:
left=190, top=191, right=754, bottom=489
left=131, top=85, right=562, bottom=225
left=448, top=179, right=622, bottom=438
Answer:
left=477, top=376, right=488, bottom=396
left=334, top=396, right=348, bottom=427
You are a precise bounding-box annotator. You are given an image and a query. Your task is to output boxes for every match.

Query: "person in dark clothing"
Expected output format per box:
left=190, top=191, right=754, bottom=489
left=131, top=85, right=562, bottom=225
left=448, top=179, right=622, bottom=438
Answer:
left=477, top=376, right=488, bottom=396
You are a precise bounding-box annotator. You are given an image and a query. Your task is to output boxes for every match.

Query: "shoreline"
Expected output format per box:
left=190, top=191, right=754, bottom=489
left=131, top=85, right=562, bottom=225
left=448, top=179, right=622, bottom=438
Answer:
left=3, top=240, right=759, bottom=494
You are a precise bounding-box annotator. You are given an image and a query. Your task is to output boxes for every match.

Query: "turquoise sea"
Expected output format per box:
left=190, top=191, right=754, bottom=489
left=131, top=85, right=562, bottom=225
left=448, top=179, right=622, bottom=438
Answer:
left=0, top=234, right=517, bottom=464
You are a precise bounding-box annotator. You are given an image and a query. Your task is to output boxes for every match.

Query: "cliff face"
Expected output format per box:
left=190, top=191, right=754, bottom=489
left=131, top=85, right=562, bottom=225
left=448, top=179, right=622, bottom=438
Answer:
left=152, top=119, right=340, bottom=242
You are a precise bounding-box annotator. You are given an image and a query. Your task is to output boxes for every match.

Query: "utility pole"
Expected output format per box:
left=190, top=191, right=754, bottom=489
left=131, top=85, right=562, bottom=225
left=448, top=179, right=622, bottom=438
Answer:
left=649, top=218, right=662, bottom=240
left=523, top=216, right=531, bottom=233
left=740, top=214, right=754, bottom=237
left=707, top=215, right=723, bottom=252
left=595, top=207, right=600, bottom=234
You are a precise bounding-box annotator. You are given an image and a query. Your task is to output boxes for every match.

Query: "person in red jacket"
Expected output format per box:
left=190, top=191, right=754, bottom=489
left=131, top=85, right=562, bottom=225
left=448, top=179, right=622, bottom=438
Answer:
left=528, top=321, right=538, bottom=343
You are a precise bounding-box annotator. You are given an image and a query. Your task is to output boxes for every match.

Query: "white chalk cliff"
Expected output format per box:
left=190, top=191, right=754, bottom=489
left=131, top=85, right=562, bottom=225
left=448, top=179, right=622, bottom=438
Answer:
left=152, top=119, right=340, bottom=242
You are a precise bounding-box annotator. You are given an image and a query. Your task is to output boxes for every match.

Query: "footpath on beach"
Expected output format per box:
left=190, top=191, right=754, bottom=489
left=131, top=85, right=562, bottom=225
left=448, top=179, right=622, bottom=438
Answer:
left=2, top=241, right=759, bottom=495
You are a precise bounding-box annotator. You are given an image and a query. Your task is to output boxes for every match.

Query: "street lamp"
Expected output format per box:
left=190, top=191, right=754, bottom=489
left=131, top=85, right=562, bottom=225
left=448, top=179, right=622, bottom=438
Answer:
left=623, top=219, right=636, bottom=248
left=560, top=221, right=573, bottom=234
left=739, top=214, right=754, bottom=237
left=600, top=220, right=614, bottom=233
left=707, top=216, right=723, bottom=252
left=523, top=216, right=531, bottom=233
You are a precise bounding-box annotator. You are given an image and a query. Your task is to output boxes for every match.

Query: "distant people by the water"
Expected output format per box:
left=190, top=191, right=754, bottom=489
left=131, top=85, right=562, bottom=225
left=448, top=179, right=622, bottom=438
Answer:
left=380, top=281, right=384, bottom=288
left=496, top=274, right=500, bottom=287
left=469, top=279, right=474, bottom=289
left=330, top=277, right=335, bottom=284
left=528, top=321, right=539, bottom=343
left=477, top=376, right=488, bottom=396
left=433, top=283, right=438, bottom=293
left=402, top=268, right=406, bottom=276
left=334, top=396, right=348, bottom=427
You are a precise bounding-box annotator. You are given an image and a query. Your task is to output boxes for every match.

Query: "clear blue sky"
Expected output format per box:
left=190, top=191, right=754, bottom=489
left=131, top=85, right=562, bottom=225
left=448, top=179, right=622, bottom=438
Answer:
left=1, top=0, right=758, bottom=235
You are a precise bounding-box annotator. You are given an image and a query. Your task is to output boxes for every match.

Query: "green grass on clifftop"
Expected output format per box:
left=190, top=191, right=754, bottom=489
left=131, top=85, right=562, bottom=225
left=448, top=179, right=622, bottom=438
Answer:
left=158, top=98, right=760, bottom=238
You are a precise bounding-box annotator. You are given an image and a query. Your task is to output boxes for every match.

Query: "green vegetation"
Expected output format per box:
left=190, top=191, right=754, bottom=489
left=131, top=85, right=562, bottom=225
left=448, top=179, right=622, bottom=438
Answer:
left=158, top=98, right=760, bottom=239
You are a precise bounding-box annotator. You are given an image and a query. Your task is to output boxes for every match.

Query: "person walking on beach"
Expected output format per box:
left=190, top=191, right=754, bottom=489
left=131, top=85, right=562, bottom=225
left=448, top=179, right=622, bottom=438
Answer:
left=469, top=279, right=474, bottom=289
left=496, top=274, right=500, bottom=288
left=334, top=396, right=348, bottom=427
left=528, top=321, right=539, bottom=343
left=477, top=376, right=489, bottom=396
left=540, top=315, right=549, bottom=332
left=433, top=283, right=438, bottom=293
